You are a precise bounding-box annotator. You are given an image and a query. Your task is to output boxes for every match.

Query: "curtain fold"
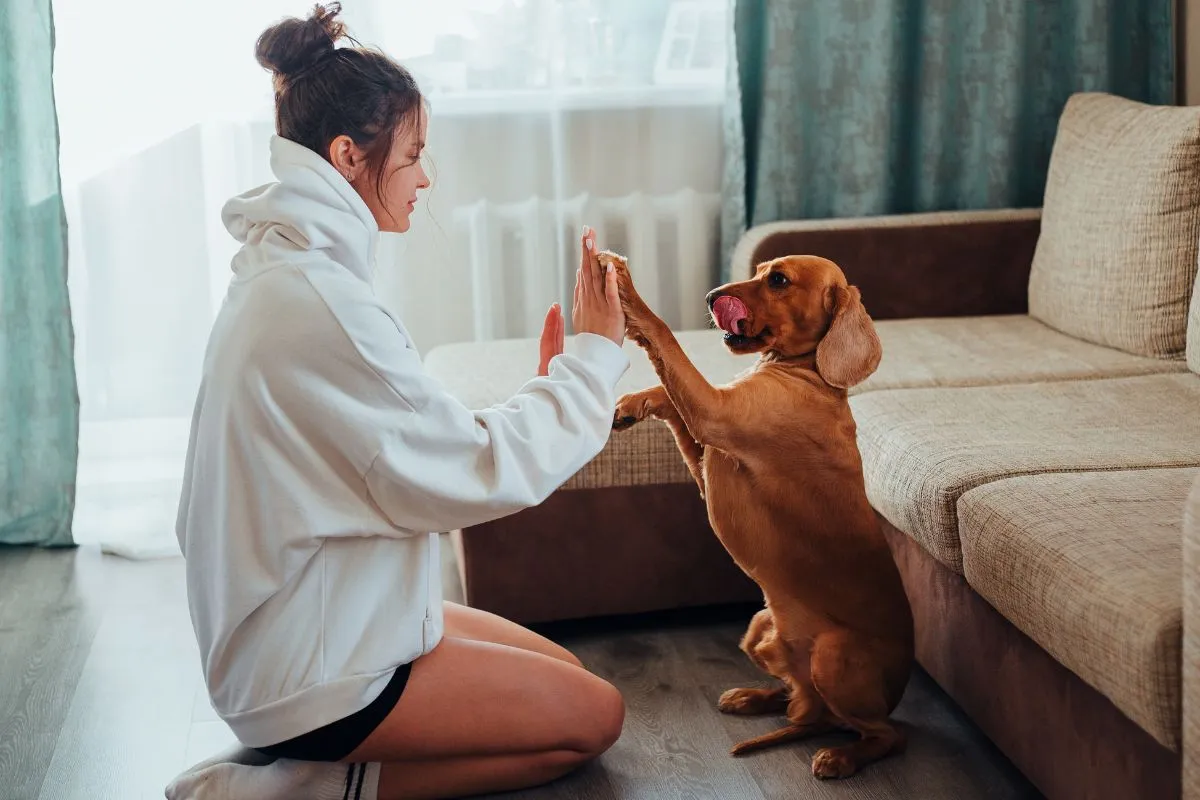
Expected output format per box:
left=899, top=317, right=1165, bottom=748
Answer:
left=0, top=0, right=80, bottom=547
left=721, top=0, right=1176, bottom=280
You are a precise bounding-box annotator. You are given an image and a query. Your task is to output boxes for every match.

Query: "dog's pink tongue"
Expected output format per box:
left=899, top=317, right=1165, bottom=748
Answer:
left=712, top=296, right=749, bottom=335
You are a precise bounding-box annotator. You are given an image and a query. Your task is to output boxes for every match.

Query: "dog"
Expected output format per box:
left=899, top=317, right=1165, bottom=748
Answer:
left=598, top=250, right=914, bottom=780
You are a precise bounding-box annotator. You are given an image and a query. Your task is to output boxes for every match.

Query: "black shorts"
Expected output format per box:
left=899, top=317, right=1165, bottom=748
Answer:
left=254, top=662, right=412, bottom=762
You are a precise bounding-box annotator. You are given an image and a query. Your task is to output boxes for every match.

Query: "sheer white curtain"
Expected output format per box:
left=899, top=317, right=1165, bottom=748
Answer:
left=54, top=0, right=728, bottom=557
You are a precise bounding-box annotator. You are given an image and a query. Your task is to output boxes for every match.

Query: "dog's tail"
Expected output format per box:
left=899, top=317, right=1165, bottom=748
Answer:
left=730, top=723, right=826, bottom=756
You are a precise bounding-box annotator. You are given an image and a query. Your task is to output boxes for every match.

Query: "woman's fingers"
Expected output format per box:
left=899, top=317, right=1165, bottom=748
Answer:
left=579, top=226, right=597, bottom=303
left=555, top=301, right=565, bottom=355
left=537, top=303, right=561, bottom=377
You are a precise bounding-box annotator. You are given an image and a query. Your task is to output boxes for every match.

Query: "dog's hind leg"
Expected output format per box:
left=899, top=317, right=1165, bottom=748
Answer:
left=718, top=609, right=783, bottom=714
left=725, top=611, right=836, bottom=754
left=728, top=684, right=834, bottom=755
left=807, top=632, right=906, bottom=779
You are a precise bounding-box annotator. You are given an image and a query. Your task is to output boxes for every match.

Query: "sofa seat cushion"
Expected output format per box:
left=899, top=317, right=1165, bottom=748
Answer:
left=1027, top=92, right=1200, bottom=358
left=851, top=373, right=1200, bottom=573
left=959, top=468, right=1196, bottom=750
left=862, top=315, right=1185, bottom=393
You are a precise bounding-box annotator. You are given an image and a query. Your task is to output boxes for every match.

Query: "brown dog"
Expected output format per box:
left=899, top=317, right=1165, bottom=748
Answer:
left=600, top=251, right=914, bottom=779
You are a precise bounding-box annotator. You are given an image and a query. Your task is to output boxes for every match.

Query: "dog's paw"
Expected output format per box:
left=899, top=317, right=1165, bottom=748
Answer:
left=717, top=687, right=785, bottom=716
left=717, top=688, right=758, bottom=715
left=612, top=393, right=646, bottom=431
left=612, top=412, right=640, bottom=431
left=811, top=747, right=857, bottom=780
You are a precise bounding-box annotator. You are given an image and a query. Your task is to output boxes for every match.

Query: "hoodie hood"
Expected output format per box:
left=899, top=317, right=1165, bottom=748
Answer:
left=222, top=136, right=380, bottom=284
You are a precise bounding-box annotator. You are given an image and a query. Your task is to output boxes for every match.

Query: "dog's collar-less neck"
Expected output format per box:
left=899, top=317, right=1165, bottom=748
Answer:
left=761, top=349, right=816, bottom=367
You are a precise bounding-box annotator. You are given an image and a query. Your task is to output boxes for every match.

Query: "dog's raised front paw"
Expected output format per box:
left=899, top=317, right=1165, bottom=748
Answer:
left=612, top=393, right=647, bottom=431
left=811, top=747, right=857, bottom=780
left=612, top=412, right=639, bottom=431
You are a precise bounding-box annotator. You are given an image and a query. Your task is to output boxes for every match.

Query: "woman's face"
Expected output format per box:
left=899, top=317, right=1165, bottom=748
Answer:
left=333, top=108, right=430, bottom=234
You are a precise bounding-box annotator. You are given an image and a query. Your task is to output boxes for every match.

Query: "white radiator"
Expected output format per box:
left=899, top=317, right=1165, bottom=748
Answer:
left=454, top=189, right=721, bottom=341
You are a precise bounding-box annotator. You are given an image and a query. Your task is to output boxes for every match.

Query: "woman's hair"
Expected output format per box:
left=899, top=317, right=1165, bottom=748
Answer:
left=255, top=3, right=423, bottom=203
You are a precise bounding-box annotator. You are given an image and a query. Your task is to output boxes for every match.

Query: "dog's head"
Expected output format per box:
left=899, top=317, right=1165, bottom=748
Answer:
left=705, top=255, right=881, bottom=389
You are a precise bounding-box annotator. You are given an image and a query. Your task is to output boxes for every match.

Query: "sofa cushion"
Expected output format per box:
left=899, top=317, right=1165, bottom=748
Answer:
left=862, top=315, right=1185, bottom=392
left=1027, top=92, right=1200, bottom=358
left=851, top=373, right=1200, bottom=573
left=959, top=468, right=1195, bottom=751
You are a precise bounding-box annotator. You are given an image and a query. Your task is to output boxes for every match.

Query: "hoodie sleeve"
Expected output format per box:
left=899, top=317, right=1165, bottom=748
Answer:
left=363, top=332, right=628, bottom=533
left=275, top=273, right=630, bottom=535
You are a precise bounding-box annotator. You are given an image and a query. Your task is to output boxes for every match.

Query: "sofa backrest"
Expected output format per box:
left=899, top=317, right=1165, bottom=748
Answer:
left=1028, top=93, right=1200, bottom=359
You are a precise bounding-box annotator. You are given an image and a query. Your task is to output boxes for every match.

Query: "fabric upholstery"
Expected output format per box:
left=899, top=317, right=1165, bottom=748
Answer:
left=863, top=315, right=1186, bottom=392
left=851, top=373, right=1200, bottom=573
left=884, top=519, right=1182, bottom=800
left=1189, top=275, right=1200, bottom=375
left=959, top=469, right=1196, bottom=750
left=1027, top=93, right=1200, bottom=358
left=1185, top=474, right=1200, bottom=799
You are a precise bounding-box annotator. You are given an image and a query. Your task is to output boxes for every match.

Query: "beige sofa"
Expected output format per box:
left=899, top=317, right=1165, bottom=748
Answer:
left=425, top=93, right=1200, bottom=798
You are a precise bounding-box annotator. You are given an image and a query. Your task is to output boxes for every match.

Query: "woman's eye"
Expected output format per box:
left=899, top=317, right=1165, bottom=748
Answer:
left=768, top=272, right=789, bottom=288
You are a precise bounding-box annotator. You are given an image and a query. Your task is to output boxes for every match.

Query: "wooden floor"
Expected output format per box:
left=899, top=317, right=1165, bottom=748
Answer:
left=0, top=543, right=1042, bottom=800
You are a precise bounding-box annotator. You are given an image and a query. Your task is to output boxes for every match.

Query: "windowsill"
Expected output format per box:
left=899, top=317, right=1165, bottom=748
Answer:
left=425, top=84, right=725, bottom=115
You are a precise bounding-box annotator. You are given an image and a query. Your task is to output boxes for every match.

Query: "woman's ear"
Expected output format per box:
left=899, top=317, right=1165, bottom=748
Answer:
left=327, top=134, right=365, bottom=182
left=815, top=284, right=882, bottom=389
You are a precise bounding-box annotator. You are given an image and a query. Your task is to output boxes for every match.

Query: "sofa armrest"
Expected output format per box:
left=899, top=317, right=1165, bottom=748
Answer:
left=1185, top=474, right=1200, bottom=799
left=730, top=208, right=1042, bottom=320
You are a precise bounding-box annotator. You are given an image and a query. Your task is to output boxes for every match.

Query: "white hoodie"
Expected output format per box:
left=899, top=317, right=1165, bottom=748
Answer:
left=176, top=135, right=629, bottom=748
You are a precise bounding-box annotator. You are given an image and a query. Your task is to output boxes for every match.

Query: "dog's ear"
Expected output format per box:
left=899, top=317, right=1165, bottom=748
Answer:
left=815, top=284, right=881, bottom=389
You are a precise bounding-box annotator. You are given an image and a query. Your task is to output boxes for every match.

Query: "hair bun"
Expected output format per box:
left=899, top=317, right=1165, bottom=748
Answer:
left=255, top=2, right=346, bottom=81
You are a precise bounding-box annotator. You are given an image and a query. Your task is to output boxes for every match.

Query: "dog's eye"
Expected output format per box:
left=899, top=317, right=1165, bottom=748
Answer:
left=768, top=272, right=789, bottom=288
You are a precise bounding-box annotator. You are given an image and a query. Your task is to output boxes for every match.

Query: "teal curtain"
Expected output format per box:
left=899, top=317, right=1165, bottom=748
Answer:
left=0, top=1, right=79, bottom=546
left=721, top=0, right=1176, bottom=280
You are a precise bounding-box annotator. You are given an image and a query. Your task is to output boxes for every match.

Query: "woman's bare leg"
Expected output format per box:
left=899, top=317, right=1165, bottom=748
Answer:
left=347, top=635, right=624, bottom=799
left=442, top=600, right=581, bottom=666
left=169, top=609, right=618, bottom=800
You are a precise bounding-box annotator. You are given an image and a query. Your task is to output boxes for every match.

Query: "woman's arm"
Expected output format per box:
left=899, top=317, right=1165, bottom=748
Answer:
left=361, top=330, right=627, bottom=533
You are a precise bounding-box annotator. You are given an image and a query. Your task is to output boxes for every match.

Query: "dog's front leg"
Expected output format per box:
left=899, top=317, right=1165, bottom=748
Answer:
left=599, top=252, right=737, bottom=452
left=613, top=386, right=705, bottom=496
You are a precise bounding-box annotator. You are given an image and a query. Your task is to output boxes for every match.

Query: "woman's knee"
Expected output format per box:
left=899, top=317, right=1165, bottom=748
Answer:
left=565, top=679, right=624, bottom=757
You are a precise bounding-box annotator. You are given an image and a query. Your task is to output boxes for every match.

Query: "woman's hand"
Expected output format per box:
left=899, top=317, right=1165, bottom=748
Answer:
left=537, top=303, right=565, bottom=377
left=571, top=226, right=625, bottom=346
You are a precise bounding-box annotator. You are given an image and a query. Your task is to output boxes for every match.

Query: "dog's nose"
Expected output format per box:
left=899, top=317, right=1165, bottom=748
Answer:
left=706, top=289, right=724, bottom=309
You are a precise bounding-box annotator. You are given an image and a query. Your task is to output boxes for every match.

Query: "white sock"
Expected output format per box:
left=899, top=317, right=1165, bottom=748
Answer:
left=165, top=758, right=380, bottom=800
left=174, top=743, right=278, bottom=774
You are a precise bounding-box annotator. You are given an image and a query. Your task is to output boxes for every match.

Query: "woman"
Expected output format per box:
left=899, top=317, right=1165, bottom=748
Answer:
left=167, top=5, right=628, bottom=799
